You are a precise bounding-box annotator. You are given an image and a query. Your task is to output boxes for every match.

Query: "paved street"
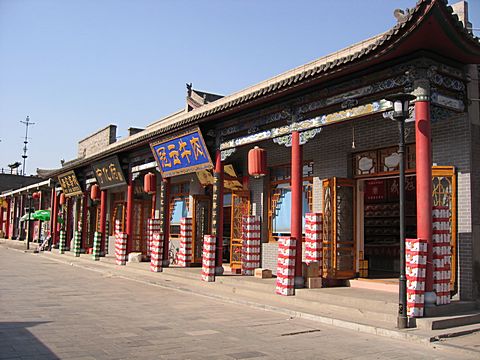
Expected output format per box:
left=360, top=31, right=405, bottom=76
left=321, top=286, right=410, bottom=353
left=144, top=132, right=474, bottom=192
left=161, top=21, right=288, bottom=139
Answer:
left=0, top=247, right=476, bottom=360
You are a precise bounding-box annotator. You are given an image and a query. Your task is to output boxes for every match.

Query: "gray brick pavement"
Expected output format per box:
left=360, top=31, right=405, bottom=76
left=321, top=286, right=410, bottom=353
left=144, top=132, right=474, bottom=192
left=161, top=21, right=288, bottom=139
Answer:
left=0, top=247, right=478, bottom=360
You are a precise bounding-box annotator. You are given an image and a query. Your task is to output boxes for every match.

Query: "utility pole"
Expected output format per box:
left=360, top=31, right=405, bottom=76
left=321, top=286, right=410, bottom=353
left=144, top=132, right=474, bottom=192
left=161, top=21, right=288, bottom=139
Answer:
left=20, top=116, right=35, bottom=176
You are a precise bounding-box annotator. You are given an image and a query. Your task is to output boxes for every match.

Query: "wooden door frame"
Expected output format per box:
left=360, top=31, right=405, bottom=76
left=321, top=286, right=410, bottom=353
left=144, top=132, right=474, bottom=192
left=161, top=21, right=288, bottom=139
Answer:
left=432, top=165, right=457, bottom=291
left=322, top=177, right=356, bottom=279
left=229, top=191, right=250, bottom=269
left=191, top=194, right=212, bottom=264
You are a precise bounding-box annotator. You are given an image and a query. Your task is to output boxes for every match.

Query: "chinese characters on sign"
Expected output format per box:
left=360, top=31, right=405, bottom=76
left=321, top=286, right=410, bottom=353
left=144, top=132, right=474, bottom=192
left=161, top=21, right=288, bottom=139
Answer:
left=365, top=179, right=386, bottom=202
left=92, top=156, right=126, bottom=190
left=387, top=177, right=416, bottom=201
left=150, top=128, right=213, bottom=178
left=58, top=171, right=83, bottom=197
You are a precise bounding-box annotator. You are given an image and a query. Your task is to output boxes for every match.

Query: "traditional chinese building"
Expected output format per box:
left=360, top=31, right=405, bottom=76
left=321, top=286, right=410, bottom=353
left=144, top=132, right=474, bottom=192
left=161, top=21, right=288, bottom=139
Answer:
left=1, top=0, right=479, bottom=308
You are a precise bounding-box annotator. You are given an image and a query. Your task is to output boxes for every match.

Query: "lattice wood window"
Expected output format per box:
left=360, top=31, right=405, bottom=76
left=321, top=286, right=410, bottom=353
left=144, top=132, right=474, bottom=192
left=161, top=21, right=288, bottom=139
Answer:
left=380, top=146, right=400, bottom=172
left=353, top=145, right=415, bottom=177
left=354, top=151, right=377, bottom=176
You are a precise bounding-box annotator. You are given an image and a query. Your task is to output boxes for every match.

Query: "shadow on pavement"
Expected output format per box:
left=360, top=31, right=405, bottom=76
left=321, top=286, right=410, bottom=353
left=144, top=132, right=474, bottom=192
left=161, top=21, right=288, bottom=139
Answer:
left=0, top=321, right=59, bottom=359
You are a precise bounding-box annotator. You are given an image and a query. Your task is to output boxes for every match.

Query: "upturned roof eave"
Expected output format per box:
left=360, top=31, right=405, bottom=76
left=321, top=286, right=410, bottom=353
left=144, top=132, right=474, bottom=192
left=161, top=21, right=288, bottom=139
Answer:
left=47, top=0, right=480, bottom=179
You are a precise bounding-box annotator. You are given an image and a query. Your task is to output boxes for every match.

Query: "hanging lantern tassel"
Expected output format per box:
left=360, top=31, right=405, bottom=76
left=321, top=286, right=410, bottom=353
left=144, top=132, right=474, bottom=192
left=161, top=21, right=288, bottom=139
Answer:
left=59, top=193, right=66, bottom=206
left=90, top=184, right=100, bottom=201
left=144, top=172, right=156, bottom=194
left=248, top=146, right=267, bottom=178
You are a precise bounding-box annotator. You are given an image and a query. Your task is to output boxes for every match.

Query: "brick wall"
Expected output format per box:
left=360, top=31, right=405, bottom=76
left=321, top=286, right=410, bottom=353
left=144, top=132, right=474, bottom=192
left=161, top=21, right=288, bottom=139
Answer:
left=432, top=113, right=473, bottom=300
left=227, top=111, right=473, bottom=295
left=77, top=125, right=117, bottom=158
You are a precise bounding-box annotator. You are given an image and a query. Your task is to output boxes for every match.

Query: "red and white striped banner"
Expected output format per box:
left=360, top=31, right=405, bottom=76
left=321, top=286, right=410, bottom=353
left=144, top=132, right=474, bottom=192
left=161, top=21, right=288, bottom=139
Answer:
left=406, top=238, right=427, bottom=317
left=114, top=220, right=128, bottom=266
left=432, top=206, right=451, bottom=305
left=241, top=215, right=261, bottom=276
left=178, top=217, right=193, bottom=267
left=147, top=218, right=162, bottom=258
left=150, top=232, right=164, bottom=272
left=201, top=235, right=216, bottom=282
left=305, top=213, right=322, bottom=266
left=275, top=236, right=296, bottom=296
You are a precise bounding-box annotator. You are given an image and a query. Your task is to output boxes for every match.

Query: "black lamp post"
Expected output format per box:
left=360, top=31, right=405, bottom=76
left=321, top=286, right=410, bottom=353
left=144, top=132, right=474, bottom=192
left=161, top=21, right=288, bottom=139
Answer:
left=385, top=93, right=416, bottom=329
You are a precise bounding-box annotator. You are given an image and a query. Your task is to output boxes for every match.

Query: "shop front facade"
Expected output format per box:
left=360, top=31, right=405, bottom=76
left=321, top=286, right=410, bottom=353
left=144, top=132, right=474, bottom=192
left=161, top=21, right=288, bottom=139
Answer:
left=1, top=0, right=479, bottom=304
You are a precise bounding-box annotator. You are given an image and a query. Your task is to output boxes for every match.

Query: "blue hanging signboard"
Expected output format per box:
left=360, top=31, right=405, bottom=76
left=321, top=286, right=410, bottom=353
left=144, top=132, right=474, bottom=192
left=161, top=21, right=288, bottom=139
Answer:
left=150, top=127, right=213, bottom=178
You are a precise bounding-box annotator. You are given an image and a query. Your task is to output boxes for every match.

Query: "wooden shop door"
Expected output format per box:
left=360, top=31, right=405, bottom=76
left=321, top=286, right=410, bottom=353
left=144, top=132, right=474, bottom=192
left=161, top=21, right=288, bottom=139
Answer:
left=192, top=195, right=211, bottom=264
left=132, top=200, right=151, bottom=255
left=230, top=191, right=250, bottom=270
left=86, top=205, right=100, bottom=249
left=322, top=177, right=356, bottom=279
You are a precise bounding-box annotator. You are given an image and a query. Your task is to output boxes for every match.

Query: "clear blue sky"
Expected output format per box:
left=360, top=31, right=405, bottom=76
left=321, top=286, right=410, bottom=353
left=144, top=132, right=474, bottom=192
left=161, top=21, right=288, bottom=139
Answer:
left=1, top=0, right=479, bottom=175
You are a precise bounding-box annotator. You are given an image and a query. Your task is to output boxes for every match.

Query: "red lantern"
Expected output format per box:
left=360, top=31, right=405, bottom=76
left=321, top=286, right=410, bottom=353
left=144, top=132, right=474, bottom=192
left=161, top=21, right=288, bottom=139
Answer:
left=59, top=193, right=66, bottom=205
left=144, top=172, right=156, bottom=194
left=248, top=146, right=267, bottom=178
left=32, top=191, right=41, bottom=200
left=90, top=184, right=100, bottom=201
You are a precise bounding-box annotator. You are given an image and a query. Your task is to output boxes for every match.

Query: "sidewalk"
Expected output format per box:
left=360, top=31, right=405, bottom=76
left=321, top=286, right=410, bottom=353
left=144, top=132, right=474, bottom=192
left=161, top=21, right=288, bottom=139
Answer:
left=1, top=238, right=479, bottom=356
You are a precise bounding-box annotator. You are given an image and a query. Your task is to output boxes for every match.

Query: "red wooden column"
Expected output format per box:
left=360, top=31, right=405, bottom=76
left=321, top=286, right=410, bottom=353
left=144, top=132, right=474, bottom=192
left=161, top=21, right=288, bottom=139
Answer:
left=415, top=88, right=434, bottom=295
left=291, top=131, right=304, bottom=288
left=214, top=150, right=224, bottom=274
left=100, top=190, right=107, bottom=254
left=126, top=176, right=134, bottom=254
left=0, top=201, right=4, bottom=235
left=81, top=191, right=88, bottom=249
left=161, top=177, right=171, bottom=267
left=52, top=191, right=59, bottom=245
left=5, top=198, right=11, bottom=238
left=66, top=198, right=73, bottom=246
left=49, top=187, right=55, bottom=241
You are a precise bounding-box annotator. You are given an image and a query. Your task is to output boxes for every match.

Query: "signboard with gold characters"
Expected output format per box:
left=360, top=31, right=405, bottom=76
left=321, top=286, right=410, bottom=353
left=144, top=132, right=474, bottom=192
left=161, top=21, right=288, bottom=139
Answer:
left=58, top=170, right=83, bottom=197
left=92, top=156, right=126, bottom=190
left=150, top=127, right=213, bottom=178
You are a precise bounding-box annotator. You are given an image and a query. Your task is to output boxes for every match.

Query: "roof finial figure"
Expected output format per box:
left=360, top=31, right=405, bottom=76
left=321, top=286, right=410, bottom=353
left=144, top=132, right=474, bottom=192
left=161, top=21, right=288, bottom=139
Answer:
left=394, top=8, right=409, bottom=24
left=186, top=83, right=192, bottom=97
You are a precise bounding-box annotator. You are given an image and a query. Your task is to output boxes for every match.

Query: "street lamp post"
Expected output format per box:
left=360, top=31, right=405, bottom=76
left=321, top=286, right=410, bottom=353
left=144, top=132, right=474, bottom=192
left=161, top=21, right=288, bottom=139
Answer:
left=385, top=93, right=416, bottom=329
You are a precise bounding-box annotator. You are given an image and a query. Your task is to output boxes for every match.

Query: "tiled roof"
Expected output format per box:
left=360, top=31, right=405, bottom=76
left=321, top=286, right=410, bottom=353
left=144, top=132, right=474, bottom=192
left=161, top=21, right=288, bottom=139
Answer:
left=49, top=0, right=480, bottom=177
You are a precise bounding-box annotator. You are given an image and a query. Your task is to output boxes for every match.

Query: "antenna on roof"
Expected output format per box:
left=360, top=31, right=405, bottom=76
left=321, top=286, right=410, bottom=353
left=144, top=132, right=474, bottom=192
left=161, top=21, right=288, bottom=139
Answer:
left=20, top=115, right=35, bottom=176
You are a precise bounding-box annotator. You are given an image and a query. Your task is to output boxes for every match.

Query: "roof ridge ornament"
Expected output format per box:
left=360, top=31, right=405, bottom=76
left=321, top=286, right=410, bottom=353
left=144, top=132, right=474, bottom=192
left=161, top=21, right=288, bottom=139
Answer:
left=394, top=8, right=410, bottom=24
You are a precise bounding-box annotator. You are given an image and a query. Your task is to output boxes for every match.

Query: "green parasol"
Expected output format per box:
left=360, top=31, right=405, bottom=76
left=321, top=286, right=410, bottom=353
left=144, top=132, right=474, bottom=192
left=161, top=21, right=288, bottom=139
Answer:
left=32, top=210, right=51, bottom=221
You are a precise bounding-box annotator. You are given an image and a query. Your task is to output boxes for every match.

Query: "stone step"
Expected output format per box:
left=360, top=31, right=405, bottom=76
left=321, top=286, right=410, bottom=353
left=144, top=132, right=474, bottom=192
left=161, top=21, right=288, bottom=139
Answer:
left=424, top=301, right=478, bottom=317
left=348, top=278, right=398, bottom=293
left=295, top=287, right=398, bottom=314
left=416, top=311, right=480, bottom=330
